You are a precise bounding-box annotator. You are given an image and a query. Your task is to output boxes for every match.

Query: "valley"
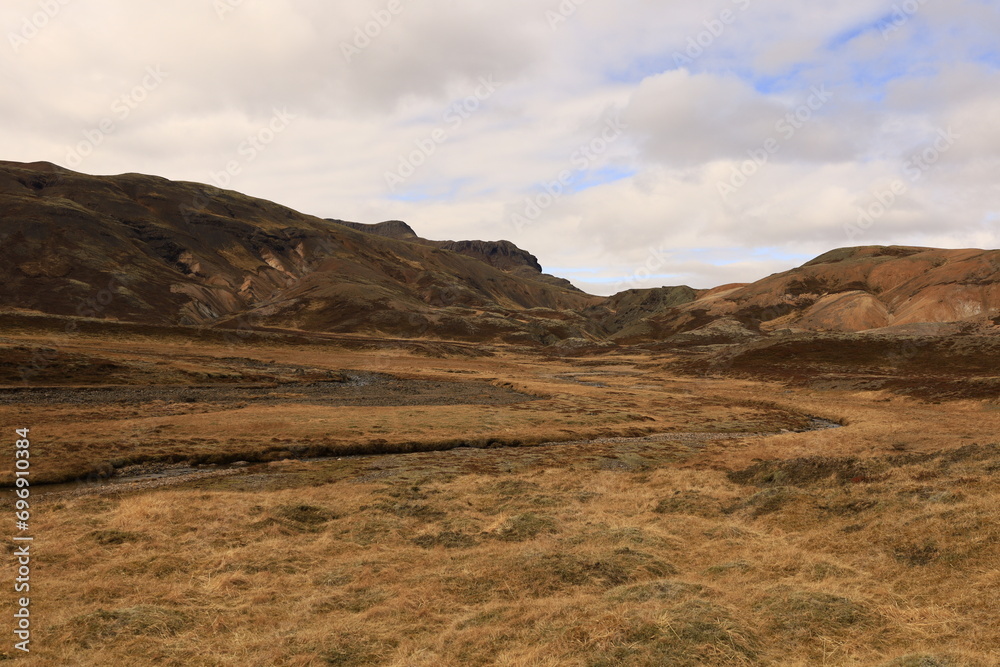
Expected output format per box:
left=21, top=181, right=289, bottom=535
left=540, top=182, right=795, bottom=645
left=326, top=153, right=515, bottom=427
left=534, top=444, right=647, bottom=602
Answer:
left=1, top=160, right=998, bottom=665
left=1, top=311, right=998, bottom=665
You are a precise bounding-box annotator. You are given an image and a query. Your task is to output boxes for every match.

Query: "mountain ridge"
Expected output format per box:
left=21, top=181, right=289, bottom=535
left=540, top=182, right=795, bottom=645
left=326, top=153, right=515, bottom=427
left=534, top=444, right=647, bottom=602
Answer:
left=2, top=160, right=998, bottom=345
left=0, top=160, right=600, bottom=344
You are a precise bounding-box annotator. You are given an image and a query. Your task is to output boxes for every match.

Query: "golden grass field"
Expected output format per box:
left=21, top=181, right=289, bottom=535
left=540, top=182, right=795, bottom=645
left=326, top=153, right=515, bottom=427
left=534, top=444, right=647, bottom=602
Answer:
left=2, top=315, right=999, bottom=665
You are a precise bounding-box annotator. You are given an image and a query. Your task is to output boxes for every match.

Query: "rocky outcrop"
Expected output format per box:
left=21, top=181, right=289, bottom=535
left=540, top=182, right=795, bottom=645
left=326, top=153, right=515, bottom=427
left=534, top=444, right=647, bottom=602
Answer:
left=429, top=239, right=542, bottom=273
left=331, top=218, right=548, bottom=275
left=328, top=219, right=418, bottom=240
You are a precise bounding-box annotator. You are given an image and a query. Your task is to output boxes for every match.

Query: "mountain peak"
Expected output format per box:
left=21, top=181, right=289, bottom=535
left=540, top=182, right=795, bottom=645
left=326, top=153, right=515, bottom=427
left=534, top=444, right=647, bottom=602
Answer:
left=803, top=245, right=936, bottom=267
left=328, top=219, right=418, bottom=240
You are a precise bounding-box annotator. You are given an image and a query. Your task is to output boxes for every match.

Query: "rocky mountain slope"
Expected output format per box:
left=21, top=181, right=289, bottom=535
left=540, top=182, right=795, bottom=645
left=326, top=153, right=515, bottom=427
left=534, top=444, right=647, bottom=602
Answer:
left=2, top=160, right=998, bottom=346
left=329, top=219, right=581, bottom=292
left=611, top=246, right=1000, bottom=342
left=0, top=160, right=599, bottom=344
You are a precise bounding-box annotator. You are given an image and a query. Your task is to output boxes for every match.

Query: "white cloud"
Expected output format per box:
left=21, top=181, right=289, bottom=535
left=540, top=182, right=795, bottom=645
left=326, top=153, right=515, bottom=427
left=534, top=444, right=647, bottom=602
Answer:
left=2, top=0, right=999, bottom=295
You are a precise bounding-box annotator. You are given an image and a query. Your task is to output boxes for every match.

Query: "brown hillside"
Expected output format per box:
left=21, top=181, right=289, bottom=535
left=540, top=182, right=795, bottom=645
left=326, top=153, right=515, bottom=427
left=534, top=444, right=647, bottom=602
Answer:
left=0, top=160, right=600, bottom=344
left=619, top=246, right=1000, bottom=339
left=3, top=161, right=999, bottom=344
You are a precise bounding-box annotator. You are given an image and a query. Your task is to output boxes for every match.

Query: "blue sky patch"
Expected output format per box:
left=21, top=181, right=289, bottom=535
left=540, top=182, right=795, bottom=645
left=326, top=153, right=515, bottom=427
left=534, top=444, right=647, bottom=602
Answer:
left=565, top=166, right=637, bottom=193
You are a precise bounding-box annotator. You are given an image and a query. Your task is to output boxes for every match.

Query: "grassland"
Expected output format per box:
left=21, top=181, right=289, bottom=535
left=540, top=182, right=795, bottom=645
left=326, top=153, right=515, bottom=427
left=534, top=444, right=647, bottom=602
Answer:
left=1, top=314, right=998, bottom=665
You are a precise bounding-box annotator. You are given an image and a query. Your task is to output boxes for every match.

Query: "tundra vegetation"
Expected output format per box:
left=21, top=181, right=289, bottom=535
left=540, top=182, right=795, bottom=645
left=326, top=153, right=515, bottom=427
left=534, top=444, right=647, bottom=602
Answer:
left=1, top=314, right=997, bottom=666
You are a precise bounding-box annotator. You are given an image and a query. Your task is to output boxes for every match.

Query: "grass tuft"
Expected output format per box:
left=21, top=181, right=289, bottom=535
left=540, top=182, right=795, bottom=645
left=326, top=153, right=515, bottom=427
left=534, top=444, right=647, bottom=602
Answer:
left=67, top=605, right=192, bottom=646
left=491, top=512, right=558, bottom=541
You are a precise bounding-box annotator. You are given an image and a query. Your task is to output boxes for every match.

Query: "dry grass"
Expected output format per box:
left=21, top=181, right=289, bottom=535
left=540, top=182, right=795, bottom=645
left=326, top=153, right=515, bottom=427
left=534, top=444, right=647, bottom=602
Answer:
left=2, top=319, right=999, bottom=664
left=12, top=435, right=1000, bottom=666
left=0, top=324, right=811, bottom=484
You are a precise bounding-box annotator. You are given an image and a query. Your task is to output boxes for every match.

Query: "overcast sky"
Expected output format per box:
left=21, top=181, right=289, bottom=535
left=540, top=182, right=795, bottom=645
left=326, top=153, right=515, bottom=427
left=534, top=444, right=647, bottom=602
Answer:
left=3, top=0, right=999, bottom=294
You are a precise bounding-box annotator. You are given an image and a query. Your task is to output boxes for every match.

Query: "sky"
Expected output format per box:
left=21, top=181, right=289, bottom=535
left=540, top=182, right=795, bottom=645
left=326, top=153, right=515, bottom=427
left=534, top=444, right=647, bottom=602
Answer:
left=2, top=0, right=999, bottom=295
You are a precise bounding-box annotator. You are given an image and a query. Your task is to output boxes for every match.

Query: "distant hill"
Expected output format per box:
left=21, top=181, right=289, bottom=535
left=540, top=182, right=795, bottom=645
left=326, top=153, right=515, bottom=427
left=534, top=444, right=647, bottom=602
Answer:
left=605, top=245, right=1000, bottom=342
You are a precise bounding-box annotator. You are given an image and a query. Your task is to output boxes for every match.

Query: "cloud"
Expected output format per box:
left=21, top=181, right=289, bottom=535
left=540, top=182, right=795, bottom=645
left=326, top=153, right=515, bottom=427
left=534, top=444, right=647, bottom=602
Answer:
left=2, top=0, right=999, bottom=295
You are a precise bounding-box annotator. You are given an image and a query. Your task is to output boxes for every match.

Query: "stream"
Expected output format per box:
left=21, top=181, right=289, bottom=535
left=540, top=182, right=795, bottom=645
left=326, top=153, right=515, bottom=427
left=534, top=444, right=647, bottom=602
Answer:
left=30, top=417, right=843, bottom=497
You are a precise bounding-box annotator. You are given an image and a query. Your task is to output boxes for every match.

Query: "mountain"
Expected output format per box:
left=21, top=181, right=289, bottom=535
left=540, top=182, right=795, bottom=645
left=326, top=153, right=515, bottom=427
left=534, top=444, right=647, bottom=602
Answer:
left=329, top=219, right=581, bottom=292
left=2, top=160, right=998, bottom=346
left=582, top=286, right=703, bottom=340
left=328, top=219, right=419, bottom=240
left=606, top=245, right=1000, bottom=341
left=0, top=160, right=599, bottom=344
